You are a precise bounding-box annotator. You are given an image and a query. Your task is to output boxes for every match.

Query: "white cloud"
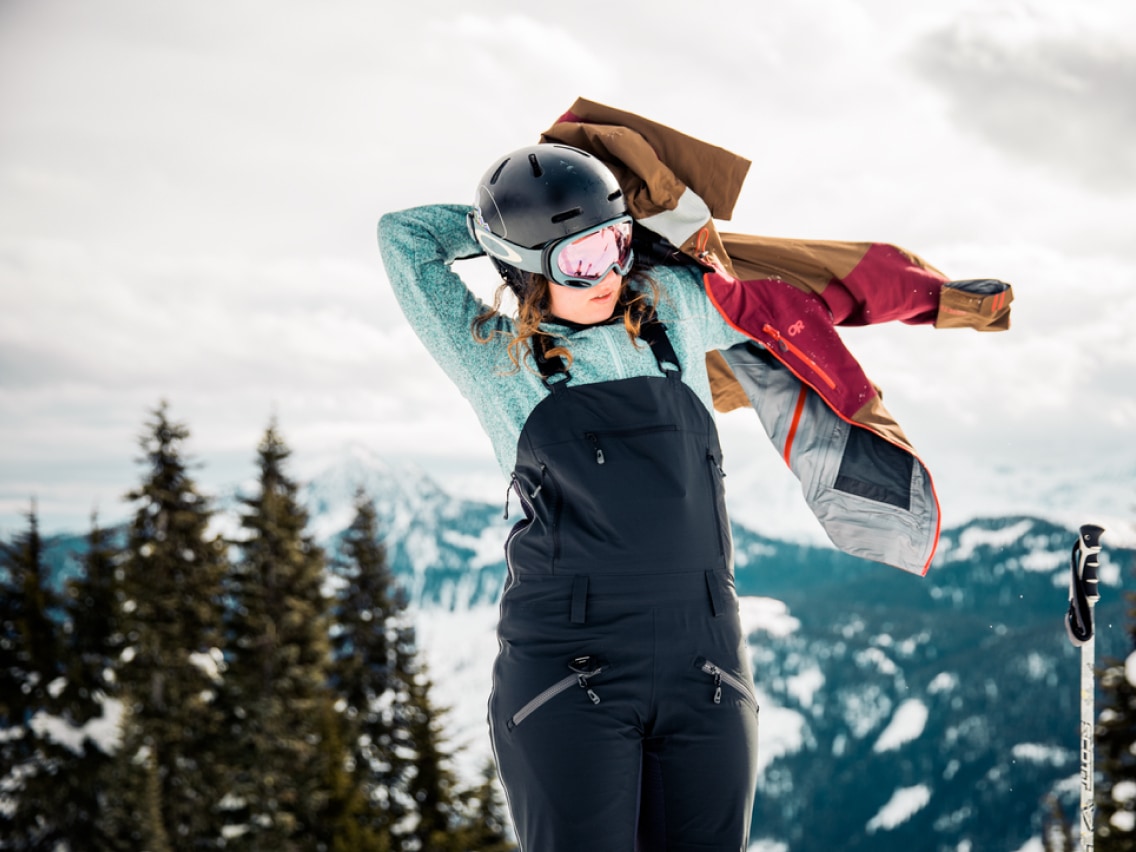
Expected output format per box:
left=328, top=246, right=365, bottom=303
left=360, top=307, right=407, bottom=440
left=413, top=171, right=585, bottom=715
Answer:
left=910, top=2, right=1136, bottom=191
left=2, top=0, right=1135, bottom=534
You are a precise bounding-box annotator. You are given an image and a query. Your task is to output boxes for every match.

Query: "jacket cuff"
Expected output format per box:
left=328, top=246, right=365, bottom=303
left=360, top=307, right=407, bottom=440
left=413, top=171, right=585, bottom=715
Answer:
left=935, top=279, right=1014, bottom=331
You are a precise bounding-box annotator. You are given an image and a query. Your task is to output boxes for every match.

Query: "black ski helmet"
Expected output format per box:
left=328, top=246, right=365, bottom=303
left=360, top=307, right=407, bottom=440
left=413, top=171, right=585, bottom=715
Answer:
left=469, top=144, right=628, bottom=288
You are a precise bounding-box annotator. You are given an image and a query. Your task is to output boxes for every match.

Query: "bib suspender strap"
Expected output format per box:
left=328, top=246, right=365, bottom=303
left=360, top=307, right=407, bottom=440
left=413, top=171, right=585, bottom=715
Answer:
left=531, top=317, right=681, bottom=385
left=636, top=319, right=682, bottom=380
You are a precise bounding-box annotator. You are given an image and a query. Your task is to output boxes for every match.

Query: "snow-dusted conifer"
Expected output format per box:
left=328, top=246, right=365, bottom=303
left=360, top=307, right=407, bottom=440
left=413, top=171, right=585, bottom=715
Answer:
left=102, top=402, right=228, bottom=848
left=330, top=488, right=417, bottom=846
left=219, top=419, right=345, bottom=848
left=0, top=505, right=67, bottom=847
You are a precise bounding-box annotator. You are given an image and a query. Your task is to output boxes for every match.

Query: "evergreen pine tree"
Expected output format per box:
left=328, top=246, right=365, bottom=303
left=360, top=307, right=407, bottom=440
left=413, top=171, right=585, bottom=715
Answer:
left=63, top=515, right=121, bottom=721
left=400, top=670, right=471, bottom=852
left=314, top=696, right=388, bottom=852
left=220, top=420, right=345, bottom=849
left=330, top=488, right=417, bottom=847
left=0, top=505, right=66, bottom=848
left=1096, top=558, right=1136, bottom=852
left=103, top=402, right=229, bottom=849
left=0, top=505, right=59, bottom=711
left=330, top=488, right=517, bottom=851
left=46, top=516, right=124, bottom=851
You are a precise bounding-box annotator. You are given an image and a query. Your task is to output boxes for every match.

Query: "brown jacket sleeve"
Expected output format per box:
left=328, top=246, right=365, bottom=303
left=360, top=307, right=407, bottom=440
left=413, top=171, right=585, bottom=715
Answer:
left=541, top=97, right=751, bottom=220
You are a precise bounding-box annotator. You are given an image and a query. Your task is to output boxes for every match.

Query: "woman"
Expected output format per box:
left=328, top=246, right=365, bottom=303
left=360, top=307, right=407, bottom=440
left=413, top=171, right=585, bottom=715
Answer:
left=379, top=143, right=760, bottom=851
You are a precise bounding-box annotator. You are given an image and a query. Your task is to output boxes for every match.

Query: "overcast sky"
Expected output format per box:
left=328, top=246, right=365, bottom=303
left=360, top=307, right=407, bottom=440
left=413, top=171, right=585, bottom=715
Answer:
left=2, top=0, right=1134, bottom=543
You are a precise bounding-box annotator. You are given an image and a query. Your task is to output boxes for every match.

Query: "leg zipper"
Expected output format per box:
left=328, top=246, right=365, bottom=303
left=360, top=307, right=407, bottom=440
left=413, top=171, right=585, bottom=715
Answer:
left=507, top=658, right=607, bottom=731
left=696, top=657, right=756, bottom=708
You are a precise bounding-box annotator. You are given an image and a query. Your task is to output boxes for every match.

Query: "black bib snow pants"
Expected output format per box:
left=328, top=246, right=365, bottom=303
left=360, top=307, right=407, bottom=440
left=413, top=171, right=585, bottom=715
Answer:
left=489, top=322, right=760, bottom=852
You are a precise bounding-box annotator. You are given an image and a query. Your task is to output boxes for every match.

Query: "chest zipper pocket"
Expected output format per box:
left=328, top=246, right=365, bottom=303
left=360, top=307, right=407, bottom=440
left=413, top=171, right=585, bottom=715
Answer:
left=696, top=657, right=758, bottom=712
left=584, top=425, right=679, bottom=465
left=506, top=656, right=607, bottom=732
left=762, top=323, right=837, bottom=390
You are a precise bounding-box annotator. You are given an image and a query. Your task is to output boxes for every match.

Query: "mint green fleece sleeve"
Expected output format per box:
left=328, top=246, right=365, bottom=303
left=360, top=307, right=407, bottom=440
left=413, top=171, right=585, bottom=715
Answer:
left=377, top=203, right=514, bottom=394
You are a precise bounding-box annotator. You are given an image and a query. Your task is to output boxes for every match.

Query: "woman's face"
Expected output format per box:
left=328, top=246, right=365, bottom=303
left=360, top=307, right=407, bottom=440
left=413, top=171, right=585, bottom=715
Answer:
left=547, top=268, right=623, bottom=325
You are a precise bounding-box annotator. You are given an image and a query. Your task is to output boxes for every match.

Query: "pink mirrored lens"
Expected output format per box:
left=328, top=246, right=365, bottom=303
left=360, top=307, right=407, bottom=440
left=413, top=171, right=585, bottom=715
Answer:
left=555, top=222, right=632, bottom=280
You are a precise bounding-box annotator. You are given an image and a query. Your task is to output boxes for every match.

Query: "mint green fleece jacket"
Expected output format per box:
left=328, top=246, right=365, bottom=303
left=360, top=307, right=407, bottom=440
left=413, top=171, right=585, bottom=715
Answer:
left=377, top=204, right=750, bottom=475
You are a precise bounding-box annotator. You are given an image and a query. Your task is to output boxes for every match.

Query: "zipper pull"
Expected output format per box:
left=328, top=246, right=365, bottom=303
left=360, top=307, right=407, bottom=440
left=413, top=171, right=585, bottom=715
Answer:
left=570, top=656, right=603, bottom=704
left=585, top=433, right=605, bottom=465
left=503, top=475, right=515, bottom=520
left=701, top=659, right=724, bottom=704
left=763, top=323, right=788, bottom=353
left=577, top=673, right=601, bottom=705
left=531, top=463, right=546, bottom=499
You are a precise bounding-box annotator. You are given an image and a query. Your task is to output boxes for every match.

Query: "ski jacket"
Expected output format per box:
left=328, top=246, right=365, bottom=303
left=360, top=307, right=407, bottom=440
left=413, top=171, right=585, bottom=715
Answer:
left=540, top=98, right=1015, bottom=576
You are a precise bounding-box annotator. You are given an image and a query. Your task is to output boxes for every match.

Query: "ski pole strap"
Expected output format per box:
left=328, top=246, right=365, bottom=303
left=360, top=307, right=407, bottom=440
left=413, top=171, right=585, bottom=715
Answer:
left=1066, top=524, right=1105, bottom=647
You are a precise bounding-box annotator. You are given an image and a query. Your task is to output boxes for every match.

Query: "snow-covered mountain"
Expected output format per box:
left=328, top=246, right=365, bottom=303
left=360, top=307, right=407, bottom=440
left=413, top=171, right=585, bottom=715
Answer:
left=300, top=447, right=512, bottom=610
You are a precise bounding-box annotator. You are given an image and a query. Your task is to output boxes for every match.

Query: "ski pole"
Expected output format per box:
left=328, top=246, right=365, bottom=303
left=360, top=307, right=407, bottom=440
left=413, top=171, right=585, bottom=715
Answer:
left=1065, top=523, right=1104, bottom=852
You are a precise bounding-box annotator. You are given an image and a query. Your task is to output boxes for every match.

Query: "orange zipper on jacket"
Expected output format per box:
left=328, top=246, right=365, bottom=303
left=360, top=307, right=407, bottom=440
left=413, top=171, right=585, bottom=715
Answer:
left=761, top=324, right=837, bottom=390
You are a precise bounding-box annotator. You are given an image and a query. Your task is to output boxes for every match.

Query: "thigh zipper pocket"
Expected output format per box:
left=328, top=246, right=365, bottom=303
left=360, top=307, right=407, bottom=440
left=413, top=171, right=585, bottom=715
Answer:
left=507, top=656, right=607, bottom=731
left=696, top=657, right=756, bottom=708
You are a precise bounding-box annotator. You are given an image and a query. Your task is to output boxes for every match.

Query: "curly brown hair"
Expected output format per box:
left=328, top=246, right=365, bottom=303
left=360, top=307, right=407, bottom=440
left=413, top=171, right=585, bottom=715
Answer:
left=471, top=265, right=661, bottom=374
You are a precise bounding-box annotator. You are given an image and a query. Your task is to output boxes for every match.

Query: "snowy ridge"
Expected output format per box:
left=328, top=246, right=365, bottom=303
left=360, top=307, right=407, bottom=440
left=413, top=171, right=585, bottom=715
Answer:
left=301, top=445, right=511, bottom=608
left=302, top=444, right=463, bottom=547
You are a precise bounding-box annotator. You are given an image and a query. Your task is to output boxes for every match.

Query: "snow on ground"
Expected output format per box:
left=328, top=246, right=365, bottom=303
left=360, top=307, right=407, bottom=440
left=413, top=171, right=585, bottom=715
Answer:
left=865, top=784, right=932, bottom=833
left=739, top=596, right=800, bottom=638
left=872, top=699, right=929, bottom=753
left=945, top=520, right=1034, bottom=562
left=1018, top=547, right=1065, bottom=573
left=785, top=665, right=825, bottom=710
left=928, top=671, right=959, bottom=694
left=1011, top=742, right=1073, bottom=767
left=752, top=690, right=808, bottom=779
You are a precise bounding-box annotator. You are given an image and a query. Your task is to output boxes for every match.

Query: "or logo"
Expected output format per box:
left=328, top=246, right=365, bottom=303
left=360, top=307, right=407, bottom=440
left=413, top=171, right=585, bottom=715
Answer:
left=788, top=320, right=805, bottom=337
left=476, top=232, right=523, bottom=265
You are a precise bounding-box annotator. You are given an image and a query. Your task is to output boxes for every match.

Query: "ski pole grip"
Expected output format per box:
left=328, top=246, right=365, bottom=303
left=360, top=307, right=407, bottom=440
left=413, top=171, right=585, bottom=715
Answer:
left=1079, top=523, right=1104, bottom=552
left=1079, top=523, right=1104, bottom=602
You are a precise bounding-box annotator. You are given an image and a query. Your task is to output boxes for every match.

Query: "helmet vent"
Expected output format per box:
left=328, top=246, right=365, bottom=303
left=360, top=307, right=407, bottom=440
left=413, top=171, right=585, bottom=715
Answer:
left=608, top=190, right=623, bottom=201
left=489, top=159, right=509, bottom=185
left=550, top=208, right=582, bottom=224
left=528, top=153, right=543, bottom=177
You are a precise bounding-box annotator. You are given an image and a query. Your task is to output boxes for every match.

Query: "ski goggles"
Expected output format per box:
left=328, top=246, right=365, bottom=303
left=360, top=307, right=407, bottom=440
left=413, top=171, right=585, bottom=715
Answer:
left=468, top=212, right=635, bottom=289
